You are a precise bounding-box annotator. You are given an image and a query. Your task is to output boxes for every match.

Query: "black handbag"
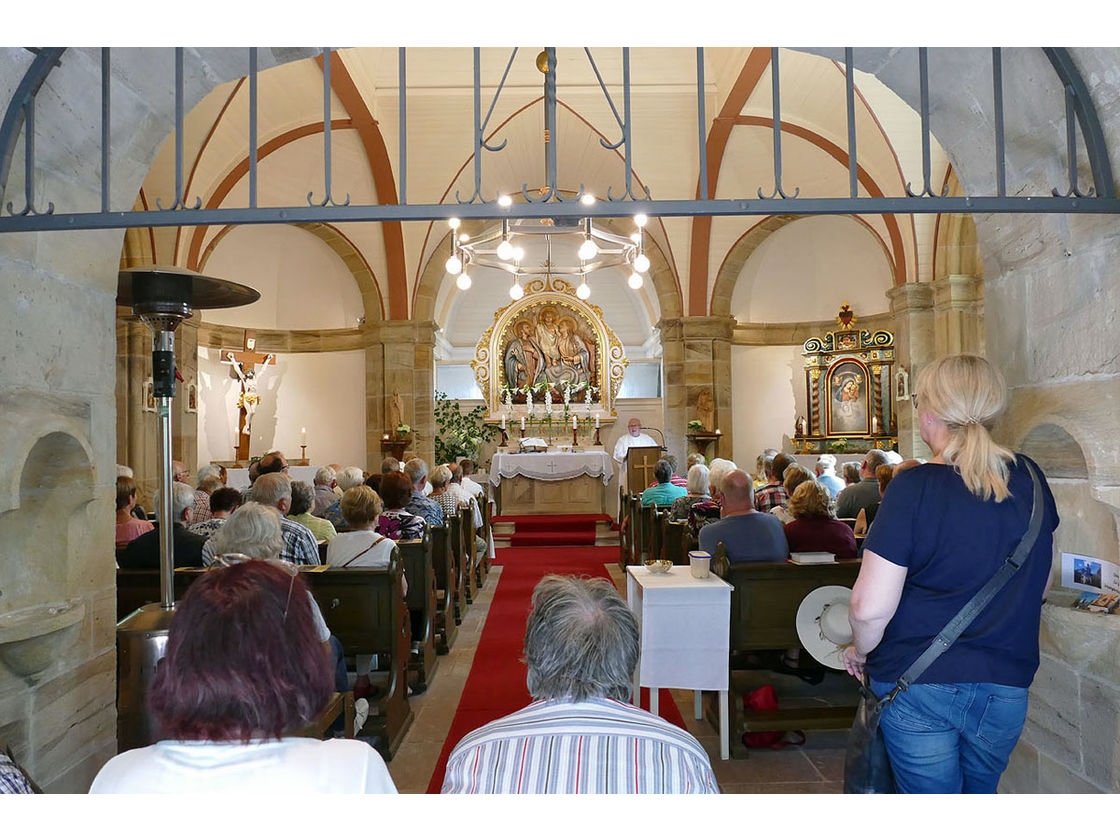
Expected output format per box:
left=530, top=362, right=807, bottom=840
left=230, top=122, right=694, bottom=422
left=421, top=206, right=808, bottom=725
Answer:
left=843, top=459, right=1045, bottom=794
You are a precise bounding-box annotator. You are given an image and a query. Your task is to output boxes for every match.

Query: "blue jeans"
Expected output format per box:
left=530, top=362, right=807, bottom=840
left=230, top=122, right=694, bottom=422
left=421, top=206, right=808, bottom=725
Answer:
left=869, top=678, right=1028, bottom=794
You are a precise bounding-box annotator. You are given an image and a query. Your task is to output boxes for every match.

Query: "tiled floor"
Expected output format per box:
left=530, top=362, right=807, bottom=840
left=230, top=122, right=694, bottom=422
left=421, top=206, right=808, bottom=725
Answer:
left=386, top=562, right=851, bottom=794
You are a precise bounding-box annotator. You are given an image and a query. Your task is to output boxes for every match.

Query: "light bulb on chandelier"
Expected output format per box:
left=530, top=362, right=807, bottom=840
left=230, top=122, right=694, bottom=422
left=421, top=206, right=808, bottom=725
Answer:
left=496, top=239, right=515, bottom=261
left=459, top=233, right=470, bottom=243
left=448, top=217, right=461, bottom=230
left=513, top=246, right=525, bottom=262
left=509, top=280, right=525, bottom=300
left=580, top=193, right=596, bottom=206
left=576, top=280, right=591, bottom=300
left=578, top=237, right=598, bottom=261
left=497, top=194, right=512, bottom=208
left=633, top=252, right=651, bottom=273
left=633, top=213, right=648, bottom=228
left=445, top=254, right=463, bottom=275
left=456, top=272, right=472, bottom=291
left=628, top=272, right=644, bottom=290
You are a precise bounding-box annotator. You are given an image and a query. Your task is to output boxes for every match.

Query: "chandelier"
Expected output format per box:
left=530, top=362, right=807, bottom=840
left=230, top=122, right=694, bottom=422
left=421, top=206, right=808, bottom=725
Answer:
left=444, top=206, right=651, bottom=301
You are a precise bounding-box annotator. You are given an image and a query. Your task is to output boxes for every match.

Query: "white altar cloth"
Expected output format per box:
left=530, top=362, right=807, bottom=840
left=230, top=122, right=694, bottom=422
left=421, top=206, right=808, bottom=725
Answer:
left=489, top=451, right=614, bottom=486
left=226, top=465, right=319, bottom=491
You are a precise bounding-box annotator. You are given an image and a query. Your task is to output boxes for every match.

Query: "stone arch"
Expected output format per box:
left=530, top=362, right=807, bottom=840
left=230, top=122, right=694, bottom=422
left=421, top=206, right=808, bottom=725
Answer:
left=710, top=214, right=896, bottom=319
left=195, top=222, right=385, bottom=322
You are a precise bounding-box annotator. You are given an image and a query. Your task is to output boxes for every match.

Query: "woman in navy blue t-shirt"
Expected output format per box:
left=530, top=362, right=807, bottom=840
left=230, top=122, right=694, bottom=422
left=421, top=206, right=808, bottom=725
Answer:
left=843, top=355, right=1059, bottom=794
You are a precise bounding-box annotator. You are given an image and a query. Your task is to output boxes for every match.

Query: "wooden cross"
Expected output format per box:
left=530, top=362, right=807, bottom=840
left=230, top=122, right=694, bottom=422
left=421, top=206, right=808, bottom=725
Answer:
left=220, top=330, right=275, bottom=462
left=626, top=446, right=662, bottom=492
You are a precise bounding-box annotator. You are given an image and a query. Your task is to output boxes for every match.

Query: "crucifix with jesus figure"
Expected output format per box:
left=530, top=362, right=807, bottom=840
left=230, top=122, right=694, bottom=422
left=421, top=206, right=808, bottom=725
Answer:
left=220, top=330, right=274, bottom=462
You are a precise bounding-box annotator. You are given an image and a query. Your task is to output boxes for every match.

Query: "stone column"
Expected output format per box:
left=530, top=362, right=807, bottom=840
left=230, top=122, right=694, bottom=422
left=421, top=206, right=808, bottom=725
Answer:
left=887, top=283, right=935, bottom=458
left=932, top=273, right=984, bottom=357
left=659, top=316, right=735, bottom=465
left=366, top=320, right=438, bottom=469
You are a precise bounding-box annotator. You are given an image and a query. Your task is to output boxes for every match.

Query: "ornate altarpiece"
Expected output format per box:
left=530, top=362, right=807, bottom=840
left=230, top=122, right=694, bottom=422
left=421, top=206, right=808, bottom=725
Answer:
left=470, top=276, right=628, bottom=420
left=793, top=320, right=898, bottom=454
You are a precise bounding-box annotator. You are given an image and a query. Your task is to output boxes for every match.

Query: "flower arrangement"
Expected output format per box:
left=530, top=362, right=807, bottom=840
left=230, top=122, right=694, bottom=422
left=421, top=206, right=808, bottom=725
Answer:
left=687, top=419, right=703, bottom=432
left=394, top=423, right=412, bottom=439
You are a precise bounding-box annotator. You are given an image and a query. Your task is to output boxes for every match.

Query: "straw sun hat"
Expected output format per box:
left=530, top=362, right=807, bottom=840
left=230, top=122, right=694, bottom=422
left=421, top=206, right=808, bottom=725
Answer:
left=795, top=586, right=854, bottom=670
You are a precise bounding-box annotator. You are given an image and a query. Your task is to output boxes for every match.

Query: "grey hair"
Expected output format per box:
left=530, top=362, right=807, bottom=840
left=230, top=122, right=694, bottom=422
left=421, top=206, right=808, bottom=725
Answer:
left=313, top=465, right=336, bottom=486
left=882, top=450, right=903, bottom=466
left=687, top=463, right=710, bottom=495
left=816, top=453, right=837, bottom=472
left=653, top=459, right=672, bottom=484
left=196, top=463, right=222, bottom=485
left=289, top=480, right=314, bottom=516
left=707, top=458, right=738, bottom=495
left=198, top=475, right=224, bottom=494
left=249, top=472, right=292, bottom=508
left=430, top=464, right=452, bottom=488
left=336, top=466, right=365, bottom=492
left=155, top=481, right=195, bottom=523
left=864, top=449, right=889, bottom=472
left=524, top=575, right=639, bottom=703
left=116, top=464, right=134, bottom=478
left=211, top=502, right=284, bottom=559
left=404, top=458, right=429, bottom=486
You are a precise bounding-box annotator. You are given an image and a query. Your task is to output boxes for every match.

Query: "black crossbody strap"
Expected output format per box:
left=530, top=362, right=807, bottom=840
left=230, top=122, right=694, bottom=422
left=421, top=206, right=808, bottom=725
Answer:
left=891, top=458, right=1044, bottom=697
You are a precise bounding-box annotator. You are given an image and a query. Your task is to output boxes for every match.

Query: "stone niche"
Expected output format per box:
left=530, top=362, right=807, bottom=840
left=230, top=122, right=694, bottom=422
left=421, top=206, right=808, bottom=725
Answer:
left=0, top=393, right=116, bottom=791
left=1000, top=418, right=1120, bottom=793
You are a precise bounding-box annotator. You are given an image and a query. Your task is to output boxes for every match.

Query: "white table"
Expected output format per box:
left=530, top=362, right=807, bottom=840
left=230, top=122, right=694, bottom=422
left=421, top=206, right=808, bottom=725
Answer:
left=489, top=450, right=613, bottom=515
left=489, top=450, right=613, bottom=485
left=226, top=465, right=320, bottom=491
left=625, top=564, right=733, bottom=760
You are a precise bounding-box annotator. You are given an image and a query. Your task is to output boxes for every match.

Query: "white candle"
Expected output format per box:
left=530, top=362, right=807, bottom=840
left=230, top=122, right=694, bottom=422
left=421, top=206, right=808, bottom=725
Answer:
left=300, top=426, right=307, bottom=445
left=520, top=416, right=526, bottom=432
left=572, top=415, right=577, bottom=430
left=871, top=415, right=878, bottom=434
left=595, top=413, right=600, bottom=429
left=715, top=428, right=721, bottom=435
left=501, top=415, right=506, bottom=430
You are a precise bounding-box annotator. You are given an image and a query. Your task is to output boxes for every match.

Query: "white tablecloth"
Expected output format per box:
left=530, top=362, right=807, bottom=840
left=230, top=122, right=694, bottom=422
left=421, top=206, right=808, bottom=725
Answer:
left=489, top=451, right=614, bottom=486
left=625, top=565, right=732, bottom=691
left=226, top=465, right=320, bottom=491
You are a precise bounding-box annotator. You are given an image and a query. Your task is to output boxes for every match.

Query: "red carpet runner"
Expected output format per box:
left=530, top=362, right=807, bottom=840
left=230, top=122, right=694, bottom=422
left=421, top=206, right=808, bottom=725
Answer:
left=424, top=545, right=687, bottom=793
left=493, top=513, right=611, bottom=547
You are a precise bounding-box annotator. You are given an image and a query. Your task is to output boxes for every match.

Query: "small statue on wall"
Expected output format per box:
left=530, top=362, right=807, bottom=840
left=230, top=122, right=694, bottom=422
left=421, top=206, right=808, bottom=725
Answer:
left=388, top=390, right=404, bottom=432
left=696, top=388, right=715, bottom=433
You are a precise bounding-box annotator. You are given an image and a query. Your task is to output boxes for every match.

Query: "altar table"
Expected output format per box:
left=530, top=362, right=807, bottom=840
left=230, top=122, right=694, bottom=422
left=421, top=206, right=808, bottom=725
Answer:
left=489, top=451, right=613, bottom=516
left=625, top=564, right=732, bottom=760
left=226, top=465, right=319, bottom=491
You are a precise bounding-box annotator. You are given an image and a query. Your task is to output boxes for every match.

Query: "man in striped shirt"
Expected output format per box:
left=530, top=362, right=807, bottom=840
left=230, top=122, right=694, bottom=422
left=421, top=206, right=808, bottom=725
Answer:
left=441, top=575, right=718, bottom=794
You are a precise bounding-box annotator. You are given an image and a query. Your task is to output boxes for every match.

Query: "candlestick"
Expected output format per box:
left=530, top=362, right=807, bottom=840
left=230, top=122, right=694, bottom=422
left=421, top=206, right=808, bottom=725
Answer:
left=571, top=414, right=577, bottom=430
left=520, top=416, right=526, bottom=432
left=382, top=433, right=390, bottom=440
left=299, top=444, right=307, bottom=462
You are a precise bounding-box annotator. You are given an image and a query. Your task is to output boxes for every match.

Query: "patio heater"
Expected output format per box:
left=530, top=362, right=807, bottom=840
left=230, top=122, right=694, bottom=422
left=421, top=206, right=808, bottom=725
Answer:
left=115, top=266, right=259, bottom=751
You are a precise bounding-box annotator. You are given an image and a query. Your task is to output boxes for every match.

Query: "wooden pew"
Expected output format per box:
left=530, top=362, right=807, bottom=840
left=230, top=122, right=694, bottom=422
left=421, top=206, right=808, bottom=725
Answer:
left=116, top=568, right=198, bottom=621
left=304, top=554, right=414, bottom=760
left=448, top=513, right=471, bottom=607
left=662, top=517, right=688, bottom=565
left=462, top=504, right=485, bottom=592
left=638, top=502, right=659, bottom=563
left=429, top=524, right=460, bottom=651
left=712, top=545, right=862, bottom=758
left=476, top=492, right=493, bottom=577
left=627, top=494, right=643, bottom=565
left=649, top=506, right=665, bottom=560
left=396, top=527, right=438, bottom=693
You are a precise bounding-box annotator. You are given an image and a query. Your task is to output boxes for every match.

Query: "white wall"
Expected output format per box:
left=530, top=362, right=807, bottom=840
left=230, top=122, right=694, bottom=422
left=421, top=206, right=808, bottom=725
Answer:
left=730, top=345, right=807, bottom=468
left=197, top=347, right=367, bottom=470
left=730, top=216, right=893, bottom=323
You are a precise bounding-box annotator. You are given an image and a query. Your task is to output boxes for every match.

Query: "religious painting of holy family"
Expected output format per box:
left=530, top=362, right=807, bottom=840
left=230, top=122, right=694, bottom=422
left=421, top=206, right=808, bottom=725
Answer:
left=500, top=302, right=599, bottom=399
left=826, top=360, right=869, bottom=435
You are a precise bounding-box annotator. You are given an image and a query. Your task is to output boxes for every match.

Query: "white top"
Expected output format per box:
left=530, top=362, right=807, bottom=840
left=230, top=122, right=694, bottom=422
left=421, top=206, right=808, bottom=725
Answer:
left=461, top=476, right=485, bottom=498
left=613, top=431, right=658, bottom=464
left=89, top=738, right=397, bottom=794
left=326, top=530, right=405, bottom=596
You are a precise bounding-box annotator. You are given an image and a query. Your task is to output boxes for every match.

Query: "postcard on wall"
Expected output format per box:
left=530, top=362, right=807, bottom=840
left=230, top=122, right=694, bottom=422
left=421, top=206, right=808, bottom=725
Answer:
left=1061, top=552, right=1120, bottom=596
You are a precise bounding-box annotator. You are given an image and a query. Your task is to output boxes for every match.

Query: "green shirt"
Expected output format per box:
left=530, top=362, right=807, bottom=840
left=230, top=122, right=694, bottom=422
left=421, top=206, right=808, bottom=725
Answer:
left=289, top=511, right=337, bottom=543
left=640, top=482, right=688, bottom=508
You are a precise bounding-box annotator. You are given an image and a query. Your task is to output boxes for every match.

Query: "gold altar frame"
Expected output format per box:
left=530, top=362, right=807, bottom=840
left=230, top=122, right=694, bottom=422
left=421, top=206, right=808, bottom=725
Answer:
left=470, top=276, right=628, bottom=418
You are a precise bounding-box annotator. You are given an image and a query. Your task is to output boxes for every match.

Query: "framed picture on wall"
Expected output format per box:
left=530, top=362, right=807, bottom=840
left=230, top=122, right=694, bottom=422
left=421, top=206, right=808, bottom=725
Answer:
left=143, top=378, right=156, bottom=412
left=185, top=382, right=198, bottom=413
left=896, top=367, right=910, bottom=400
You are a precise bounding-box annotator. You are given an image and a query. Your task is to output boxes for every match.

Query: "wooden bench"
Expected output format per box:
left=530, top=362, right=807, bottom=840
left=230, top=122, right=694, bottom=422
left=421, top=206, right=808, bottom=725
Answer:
left=662, top=518, right=688, bottom=565
left=304, top=557, right=414, bottom=760
left=291, top=691, right=356, bottom=739
left=713, top=548, right=862, bottom=758
left=116, top=568, right=198, bottom=621
left=461, top=505, right=484, bottom=592
left=449, top=514, right=472, bottom=607
left=396, top=528, right=439, bottom=693
left=429, top=524, right=459, bottom=652
left=476, top=492, right=493, bottom=578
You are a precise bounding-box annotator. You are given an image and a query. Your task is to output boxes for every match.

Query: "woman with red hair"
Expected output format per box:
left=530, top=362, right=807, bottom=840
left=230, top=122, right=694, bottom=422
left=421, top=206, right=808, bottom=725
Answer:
left=89, top=559, right=396, bottom=793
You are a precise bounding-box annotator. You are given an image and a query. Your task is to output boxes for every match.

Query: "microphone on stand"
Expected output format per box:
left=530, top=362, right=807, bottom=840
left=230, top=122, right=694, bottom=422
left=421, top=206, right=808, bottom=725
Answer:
left=642, top=427, right=668, bottom=451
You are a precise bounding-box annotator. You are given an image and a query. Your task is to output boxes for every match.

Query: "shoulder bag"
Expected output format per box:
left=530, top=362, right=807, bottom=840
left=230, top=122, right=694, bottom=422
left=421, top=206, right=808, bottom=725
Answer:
left=844, top=458, right=1045, bottom=794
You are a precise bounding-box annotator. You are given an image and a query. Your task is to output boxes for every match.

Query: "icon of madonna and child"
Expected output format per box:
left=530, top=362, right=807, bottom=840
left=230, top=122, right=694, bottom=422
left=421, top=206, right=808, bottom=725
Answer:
left=502, top=304, right=598, bottom=398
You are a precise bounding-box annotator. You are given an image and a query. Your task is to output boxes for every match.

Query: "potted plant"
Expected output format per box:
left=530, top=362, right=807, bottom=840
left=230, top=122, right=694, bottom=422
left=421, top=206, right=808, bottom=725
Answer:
left=434, top=391, right=498, bottom=464
left=394, top=423, right=412, bottom=441
left=687, top=419, right=703, bottom=433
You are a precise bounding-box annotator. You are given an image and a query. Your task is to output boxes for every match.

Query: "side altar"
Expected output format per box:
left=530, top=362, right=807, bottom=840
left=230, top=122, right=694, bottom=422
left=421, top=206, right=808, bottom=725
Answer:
left=470, top=277, right=630, bottom=515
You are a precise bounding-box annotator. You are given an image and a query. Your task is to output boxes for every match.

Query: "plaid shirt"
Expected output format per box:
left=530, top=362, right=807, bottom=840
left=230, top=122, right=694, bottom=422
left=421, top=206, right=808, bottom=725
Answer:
left=191, top=489, right=212, bottom=524
left=754, top=482, right=789, bottom=514
left=202, top=516, right=320, bottom=566
left=0, top=753, right=33, bottom=794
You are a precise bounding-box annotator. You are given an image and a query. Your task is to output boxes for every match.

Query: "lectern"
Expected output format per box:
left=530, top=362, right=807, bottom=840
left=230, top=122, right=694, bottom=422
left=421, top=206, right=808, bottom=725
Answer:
left=625, top=445, right=663, bottom=492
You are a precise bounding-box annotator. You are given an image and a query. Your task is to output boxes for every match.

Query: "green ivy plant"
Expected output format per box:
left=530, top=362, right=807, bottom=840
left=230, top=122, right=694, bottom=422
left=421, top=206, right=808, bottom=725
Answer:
left=433, top=391, right=498, bottom=464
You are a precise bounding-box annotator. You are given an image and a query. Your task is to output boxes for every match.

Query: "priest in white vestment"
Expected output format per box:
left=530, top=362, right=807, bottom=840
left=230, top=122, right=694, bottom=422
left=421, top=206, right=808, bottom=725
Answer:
left=613, top=417, right=659, bottom=470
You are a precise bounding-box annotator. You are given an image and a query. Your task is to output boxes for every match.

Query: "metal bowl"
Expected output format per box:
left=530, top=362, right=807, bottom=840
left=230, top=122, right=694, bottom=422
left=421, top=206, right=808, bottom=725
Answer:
left=643, top=559, right=673, bottom=574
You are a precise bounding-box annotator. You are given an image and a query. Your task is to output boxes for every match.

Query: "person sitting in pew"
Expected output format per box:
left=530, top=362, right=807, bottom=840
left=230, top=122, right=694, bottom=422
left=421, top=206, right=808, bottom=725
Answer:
left=669, top=463, right=710, bottom=521
left=188, top=486, right=242, bottom=540
left=769, top=463, right=813, bottom=524
left=442, top=575, right=717, bottom=794
left=288, top=480, right=337, bottom=544
left=115, top=476, right=153, bottom=549
left=89, top=557, right=395, bottom=793
left=640, top=459, right=688, bottom=507
left=686, top=458, right=738, bottom=542
left=698, top=470, right=788, bottom=565
left=118, top=482, right=208, bottom=569
left=783, top=480, right=858, bottom=559
left=376, top=471, right=427, bottom=542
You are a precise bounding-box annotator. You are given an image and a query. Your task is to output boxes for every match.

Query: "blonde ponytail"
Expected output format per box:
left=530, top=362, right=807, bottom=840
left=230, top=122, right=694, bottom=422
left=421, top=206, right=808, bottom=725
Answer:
left=915, top=355, right=1014, bottom=502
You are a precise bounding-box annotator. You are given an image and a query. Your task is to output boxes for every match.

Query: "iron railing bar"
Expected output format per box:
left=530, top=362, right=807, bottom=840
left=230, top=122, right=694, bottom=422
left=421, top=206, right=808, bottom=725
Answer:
left=4, top=194, right=1118, bottom=233
left=472, top=48, right=482, bottom=200
left=249, top=47, right=258, bottom=208
left=0, top=48, right=66, bottom=210
left=1062, top=85, right=1081, bottom=196
left=993, top=48, right=1006, bottom=197
left=585, top=48, right=625, bottom=131
left=398, top=48, right=406, bottom=205
left=1044, top=47, right=1114, bottom=198
left=544, top=47, right=557, bottom=199
left=697, top=48, right=708, bottom=201
left=480, top=48, right=517, bottom=135
left=101, top=48, right=110, bottom=214
left=622, top=47, right=635, bottom=198
left=172, top=48, right=185, bottom=208
left=846, top=48, right=858, bottom=199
